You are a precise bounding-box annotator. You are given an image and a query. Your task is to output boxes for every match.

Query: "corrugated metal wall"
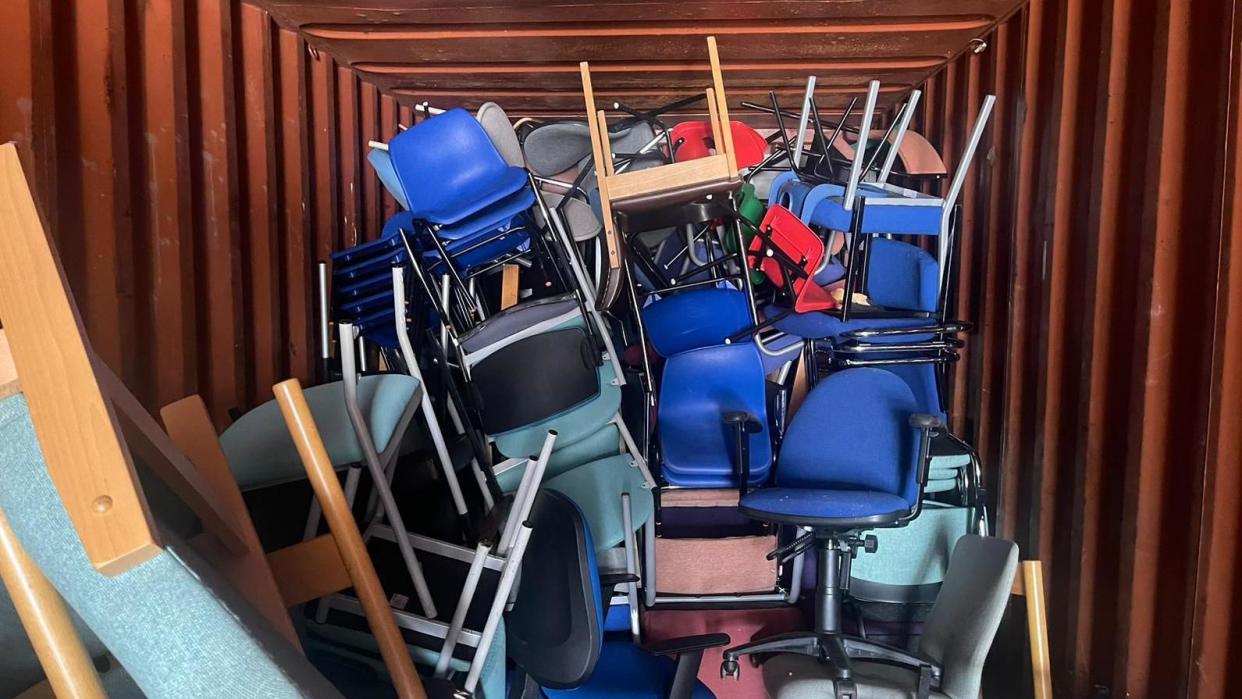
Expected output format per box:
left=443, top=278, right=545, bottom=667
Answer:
left=0, top=0, right=405, bottom=420
left=924, top=2, right=1242, bottom=696
left=1, top=1, right=1241, bottom=696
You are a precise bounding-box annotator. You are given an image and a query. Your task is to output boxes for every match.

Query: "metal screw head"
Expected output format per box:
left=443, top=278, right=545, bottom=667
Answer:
left=970, top=38, right=989, bottom=54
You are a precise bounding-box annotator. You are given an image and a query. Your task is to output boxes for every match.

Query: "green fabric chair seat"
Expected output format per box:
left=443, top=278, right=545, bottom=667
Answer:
left=495, top=423, right=622, bottom=493
left=543, top=455, right=653, bottom=553
left=849, top=504, right=972, bottom=603
left=0, top=394, right=345, bottom=699
left=220, top=374, right=422, bottom=491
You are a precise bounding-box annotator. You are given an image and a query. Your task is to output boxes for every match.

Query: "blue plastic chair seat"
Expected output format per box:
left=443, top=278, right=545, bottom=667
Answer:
left=543, top=638, right=714, bottom=699
left=544, top=454, right=654, bottom=552
left=642, top=287, right=752, bottom=358
left=739, top=488, right=911, bottom=527
left=221, top=375, right=422, bottom=491
left=658, top=343, right=771, bottom=488
left=434, top=186, right=535, bottom=242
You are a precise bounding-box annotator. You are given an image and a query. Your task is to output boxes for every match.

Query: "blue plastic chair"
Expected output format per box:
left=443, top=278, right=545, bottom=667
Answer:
left=389, top=108, right=528, bottom=225
left=722, top=368, right=942, bottom=679
left=507, top=490, right=725, bottom=699
left=657, top=342, right=772, bottom=490
left=641, top=287, right=753, bottom=358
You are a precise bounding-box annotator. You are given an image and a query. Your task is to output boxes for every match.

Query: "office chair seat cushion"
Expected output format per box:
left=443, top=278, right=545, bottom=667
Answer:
left=495, top=423, right=623, bottom=493
left=849, top=504, right=973, bottom=603
left=545, top=454, right=654, bottom=552
left=472, top=327, right=601, bottom=434
left=762, top=653, right=948, bottom=699
left=543, top=638, right=714, bottom=699
left=764, top=306, right=937, bottom=342
left=522, top=120, right=656, bottom=177
left=221, top=374, right=422, bottom=491
left=389, top=108, right=528, bottom=224
left=739, top=488, right=911, bottom=528
left=809, top=187, right=943, bottom=236
left=659, top=343, right=772, bottom=488
left=642, top=287, right=753, bottom=357
left=539, top=191, right=603, bottom=242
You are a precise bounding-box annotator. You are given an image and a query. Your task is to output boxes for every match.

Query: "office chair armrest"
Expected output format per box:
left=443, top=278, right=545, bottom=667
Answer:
left=908, top=413, right=944, bottom=431
left=841, top=637, right=943, bottom=684
left=645, top=632, right=732, bottom=657
left=724, top=412, right=763, bottom=498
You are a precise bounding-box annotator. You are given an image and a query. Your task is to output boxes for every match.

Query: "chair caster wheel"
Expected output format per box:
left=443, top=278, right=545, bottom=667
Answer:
left=720, top=659, right=740, bottom=680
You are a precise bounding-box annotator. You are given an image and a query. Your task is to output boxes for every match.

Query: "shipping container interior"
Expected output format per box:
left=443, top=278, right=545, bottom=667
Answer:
left=1, top=1, right=1240, bottom=697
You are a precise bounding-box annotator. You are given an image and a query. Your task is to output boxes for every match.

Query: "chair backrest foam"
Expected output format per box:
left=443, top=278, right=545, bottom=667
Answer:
left=777, top=368, right=920, bottom=508
left=389, top=108, right=510, bottom=219
left=0, top=393, right=344, bottom=699
left=919, top=534, right=1019, bottom=699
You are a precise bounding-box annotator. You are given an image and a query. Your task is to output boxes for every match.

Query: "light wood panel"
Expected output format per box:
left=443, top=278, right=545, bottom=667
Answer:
left=0, top=143, right=160, bottom=575
left=266, top=535, right=351, bottom=607
left=160, top=394, right=301, bottom=648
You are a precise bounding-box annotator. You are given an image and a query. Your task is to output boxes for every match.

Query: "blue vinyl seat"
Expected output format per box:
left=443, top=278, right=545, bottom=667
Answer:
left=508, top=491, right=724, bottom=699
left=389, top=108, right=528, bottom=225
left=658, top=342, right=771, bottom=489
left=722, top=368, right=941, bottom=678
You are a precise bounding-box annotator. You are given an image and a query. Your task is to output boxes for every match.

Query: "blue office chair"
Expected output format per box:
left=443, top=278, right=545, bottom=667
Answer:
left=720, top=368, right=942, bottom=689
left=507, top=490, right=727, bottom=699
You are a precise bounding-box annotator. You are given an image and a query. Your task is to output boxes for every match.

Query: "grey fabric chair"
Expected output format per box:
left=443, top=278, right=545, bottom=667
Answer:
left=762, top=535, right=1018, bottom=699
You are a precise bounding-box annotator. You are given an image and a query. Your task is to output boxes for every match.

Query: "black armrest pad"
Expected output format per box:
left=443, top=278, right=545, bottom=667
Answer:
left=723, top=411, right=763, bottom=432
left=598, top=572, right=640, bottom=586
left=645, top=633, right=732, bottom=657
left=908, top=413, right=944, bottom=430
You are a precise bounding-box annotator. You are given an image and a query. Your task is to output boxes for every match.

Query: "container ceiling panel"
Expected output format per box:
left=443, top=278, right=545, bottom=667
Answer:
left=249, top=0, right=1026, bottom=114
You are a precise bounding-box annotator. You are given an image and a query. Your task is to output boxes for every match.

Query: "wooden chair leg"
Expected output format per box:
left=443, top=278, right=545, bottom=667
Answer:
left=0, top=509, right=105, bottom=699
left=706, top=36, right=737, bottom=177
left=273, top=379, right=427, bottom=699
left=1022, top=560, right=1053, bottom=699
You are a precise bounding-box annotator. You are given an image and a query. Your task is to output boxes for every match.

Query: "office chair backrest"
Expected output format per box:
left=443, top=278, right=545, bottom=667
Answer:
left=507, top=490, right=604, bottom=689
left=777, top=368, right=920, bottom=508
left=389, top=108, right=511, bottom=219
left=919, top=534, right=1019, bottom=699
left=865, top=238, right=938, bottom=313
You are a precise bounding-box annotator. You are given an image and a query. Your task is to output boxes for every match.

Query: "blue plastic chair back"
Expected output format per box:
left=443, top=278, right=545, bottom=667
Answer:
left=642, top=287, right=752, bottom=358
left=367, top=148, right=410, bottom=210
left=866, top=238, right=938, bottom=312
left=777, top=368, right=921, bottom=509
left=658, top=342, right=771, bottom=488
left=389, top=109, right=527, bottom=224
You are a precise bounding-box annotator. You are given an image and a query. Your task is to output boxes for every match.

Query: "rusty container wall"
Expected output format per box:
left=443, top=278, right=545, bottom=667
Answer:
left=2, top=1, right=1242, bottom=697
left=923, top=2, right=1242, bottom=697
left=0, top=0, right=404, bottom=420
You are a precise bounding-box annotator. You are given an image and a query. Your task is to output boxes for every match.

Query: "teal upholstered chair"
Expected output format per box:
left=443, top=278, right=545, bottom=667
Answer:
left=0, top=392, right=348, bottom=699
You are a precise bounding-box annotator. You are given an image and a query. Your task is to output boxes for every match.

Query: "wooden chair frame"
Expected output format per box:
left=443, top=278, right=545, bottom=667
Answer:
left=0, top=142, right=427, bottom=698
left=580, top=35, right=739, bottom=307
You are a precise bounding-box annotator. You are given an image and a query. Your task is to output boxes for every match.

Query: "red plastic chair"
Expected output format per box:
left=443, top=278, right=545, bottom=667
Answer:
left=747, top=205, right=836, bottom=313
left=670, top=120, right=769, bottom=170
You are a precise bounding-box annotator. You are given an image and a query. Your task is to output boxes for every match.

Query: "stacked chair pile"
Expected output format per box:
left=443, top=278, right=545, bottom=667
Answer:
left=0, top=35, right=1054, bottom=699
